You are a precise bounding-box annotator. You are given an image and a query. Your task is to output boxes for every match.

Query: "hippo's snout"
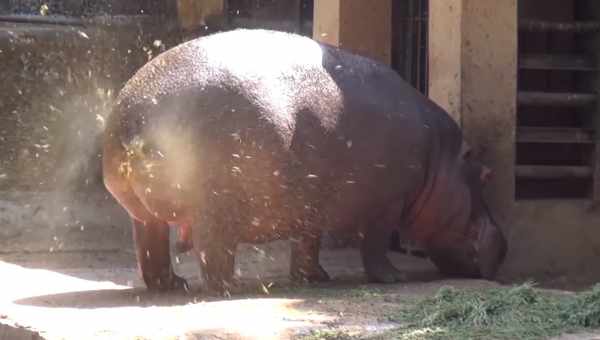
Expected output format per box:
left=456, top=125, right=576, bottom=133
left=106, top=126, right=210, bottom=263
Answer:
left=476, top=218, right=508, bottom=279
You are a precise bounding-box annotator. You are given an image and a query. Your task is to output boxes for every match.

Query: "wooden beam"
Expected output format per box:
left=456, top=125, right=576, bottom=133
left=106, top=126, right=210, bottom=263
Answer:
left=515, top=165, right=593, bottom=179
left=176, top=0, right=225, bottom=31
left=313, top=0, right=391, bottom=64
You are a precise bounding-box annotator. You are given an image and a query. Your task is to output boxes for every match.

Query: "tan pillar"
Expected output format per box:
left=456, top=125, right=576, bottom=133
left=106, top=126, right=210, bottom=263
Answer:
left=428, top=0, right=463, bottom=123
left=429, top=0, right=517, bottom=217
left=176, top=0, right=226, bottom=31
left=313, top=0, right=392, bottom=64
left=461, top=0, right=517, bottom=216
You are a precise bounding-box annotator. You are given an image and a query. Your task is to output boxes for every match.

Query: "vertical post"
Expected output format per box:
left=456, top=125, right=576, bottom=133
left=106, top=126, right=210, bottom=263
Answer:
left=428, top=0, right=464, bottom=123
left=176, top=0, right=226, bottom=31
left=594, top=100, right=600, bottom=202
left=461, top=0, right=518, bottom=217
left=428, top=0, right=518, bottom=218
left=313, top=0, right=392, bottom=64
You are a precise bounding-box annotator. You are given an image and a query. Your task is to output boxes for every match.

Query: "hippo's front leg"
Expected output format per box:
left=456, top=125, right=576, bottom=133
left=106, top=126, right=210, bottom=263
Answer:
left=131, top=218, right=189, bottom=291
left=361, top=202, right=407, bottom=283
left=192, top=215, right=237, bottom=294
left=290, top=229, right=331, bottom=283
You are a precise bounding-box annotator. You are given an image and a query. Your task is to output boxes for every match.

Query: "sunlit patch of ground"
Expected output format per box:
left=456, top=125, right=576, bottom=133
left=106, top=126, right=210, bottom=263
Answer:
left=0, top=245, right=438, bottom=340
left=2, top=244, right=599, bottom=340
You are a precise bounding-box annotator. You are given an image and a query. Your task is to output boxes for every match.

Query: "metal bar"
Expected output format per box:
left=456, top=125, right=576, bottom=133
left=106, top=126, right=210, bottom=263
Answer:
left=518, top=91, right=597, bottom=107
left=519, top=19, right=600, bottom=33
left=0, top=14, right=85, bottom=26
left=519, top=53, right=597, bottom=71
left=517, top=127, right=594, bottom=144
left=0, top=14, right=171, bottom=28
left=515, top=165, right=592, bottom=179
left=593, top=90, right=600, bottom=202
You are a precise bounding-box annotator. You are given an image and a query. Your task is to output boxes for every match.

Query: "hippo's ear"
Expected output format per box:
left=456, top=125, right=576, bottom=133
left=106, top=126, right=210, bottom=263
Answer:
left=480, top=166, right=493, bottom=184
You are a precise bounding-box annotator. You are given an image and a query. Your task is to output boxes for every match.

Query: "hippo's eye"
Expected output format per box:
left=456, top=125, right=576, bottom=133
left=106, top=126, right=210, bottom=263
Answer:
left=463, top=149, right=472, bottom=160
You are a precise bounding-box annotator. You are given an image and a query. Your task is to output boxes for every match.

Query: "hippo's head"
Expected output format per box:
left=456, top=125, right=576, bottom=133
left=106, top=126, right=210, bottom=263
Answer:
left=411, top=150, right=508, bottom=280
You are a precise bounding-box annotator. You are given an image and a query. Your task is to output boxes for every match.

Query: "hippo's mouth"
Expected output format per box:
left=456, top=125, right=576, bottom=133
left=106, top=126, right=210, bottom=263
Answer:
left=427, top=214, right=507, bottom=280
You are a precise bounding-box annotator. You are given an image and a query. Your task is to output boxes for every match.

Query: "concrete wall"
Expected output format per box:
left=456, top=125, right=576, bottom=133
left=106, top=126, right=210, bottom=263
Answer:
left=0, top=14, right=182, bottom=233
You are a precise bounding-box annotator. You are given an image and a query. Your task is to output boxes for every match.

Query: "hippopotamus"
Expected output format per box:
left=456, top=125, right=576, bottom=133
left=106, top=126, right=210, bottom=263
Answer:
left=103, top=29, right=507, bottom=292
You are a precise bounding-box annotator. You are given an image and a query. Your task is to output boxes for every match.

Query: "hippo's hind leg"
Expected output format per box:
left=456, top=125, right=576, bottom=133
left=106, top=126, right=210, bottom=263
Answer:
left=104, top=169, right=187, bottom=291
left=361, top=201, right=407, bottom=283
left=175, top=222, right=193, bottom=254
left=192, top=207, right=237, bottom=294
left=131, top=217, right=189, bottom=291
left=290, top=228, right=330, bottom=283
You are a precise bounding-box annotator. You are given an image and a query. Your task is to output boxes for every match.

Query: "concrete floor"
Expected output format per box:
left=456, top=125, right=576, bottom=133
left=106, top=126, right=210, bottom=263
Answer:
left=0, top=239, right=443, bottom=340
left=1, top=194, right=599, bottom=340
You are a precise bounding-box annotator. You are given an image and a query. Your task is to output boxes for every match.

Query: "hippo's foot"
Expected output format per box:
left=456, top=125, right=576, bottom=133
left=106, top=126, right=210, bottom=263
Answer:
left=291, top=263, right=331, bottom=283
left=131, top=218, right=189, bottom=292
left=361, top=209, right=407, bottom=284
left=194, top=244, right=237, bottom=296
left=145, top=273, right=190, bottom=292
left=290, top=229, right=329, bottom=283
left=364, top=259, right=407, bottom=283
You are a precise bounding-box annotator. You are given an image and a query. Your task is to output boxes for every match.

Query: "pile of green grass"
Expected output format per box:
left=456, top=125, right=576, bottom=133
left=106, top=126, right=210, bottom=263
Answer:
left=389, top=282, right=600, bottom=340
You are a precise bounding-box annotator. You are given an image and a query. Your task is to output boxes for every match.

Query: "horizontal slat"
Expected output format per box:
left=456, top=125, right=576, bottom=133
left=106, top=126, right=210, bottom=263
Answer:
left=517, top=127, right=594, bottom=144
left=520, top=19, right=600, bottom=33
left=515, top=165, right=593, bottom=179
left=519, top=54, right=597, bottom=71
left=518, top=91, right=597, bottom=107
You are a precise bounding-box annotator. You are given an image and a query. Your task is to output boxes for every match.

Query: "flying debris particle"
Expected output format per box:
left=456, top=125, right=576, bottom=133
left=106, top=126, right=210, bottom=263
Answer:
left=175, top=256, right=181, bottom=264
left=48, top=105, right=62, bottom=113
left=153, top=40, right=163, bottom=48
left=346, top=180, right=356, bottom=184
left=157, top=150, right=165, bottom=158
left=146, top=250, right=151, bottom=259
left=273, top=170, right=280, bottom=177
left=77, top=31, right=90, bottom=39
left=145, top=187, right=152, bottom=195
left=94, top=114, right=105, bottom=128
left=151, top=97, right=158, bottom=105
left=80, top=225, right=85, bottom=231
left=40, top=4, right=49, bottom=15
left=232, top=153, right=240, bottom=159
left=0, top=174, right=7, bottom=179
left=260, top=282, right=270, bottom=295
left=252, top=218, right=261, bottom=227
left=176, top=183, right=182, bottom=190
left=307, top=174, right=318, bottom=178
left=346, top=140, right=353, bottom=148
